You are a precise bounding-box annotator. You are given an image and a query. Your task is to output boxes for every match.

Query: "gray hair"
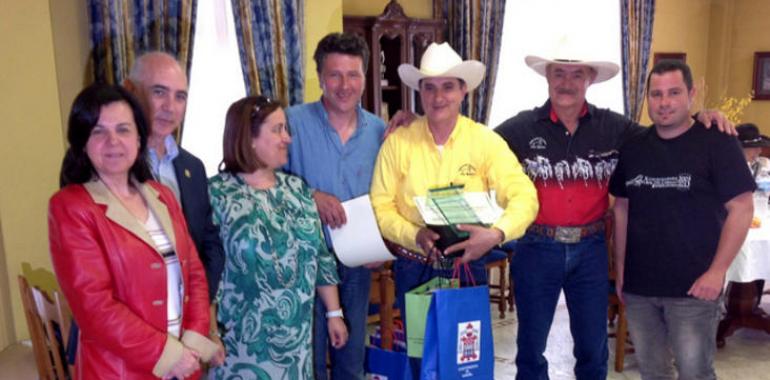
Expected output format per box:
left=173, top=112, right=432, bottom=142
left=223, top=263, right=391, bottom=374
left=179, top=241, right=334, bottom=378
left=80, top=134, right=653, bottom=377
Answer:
left=127, top=51, right=184, bottom=83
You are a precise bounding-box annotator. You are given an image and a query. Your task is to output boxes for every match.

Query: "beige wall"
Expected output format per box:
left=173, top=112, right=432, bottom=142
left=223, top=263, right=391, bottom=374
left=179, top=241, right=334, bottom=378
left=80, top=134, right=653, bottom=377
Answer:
left=49, top=0, right=91, bottom=137
left=641, top=0, right=770, bottom=129
left=724, top=0, right=770, bottom=131
left=0, top=0, right=71, bottom=346
left=304, top=0, right=343, bottom=102
left=641, top=0, right=713, bottom=125
left=343, top=0, right=433, bottom=19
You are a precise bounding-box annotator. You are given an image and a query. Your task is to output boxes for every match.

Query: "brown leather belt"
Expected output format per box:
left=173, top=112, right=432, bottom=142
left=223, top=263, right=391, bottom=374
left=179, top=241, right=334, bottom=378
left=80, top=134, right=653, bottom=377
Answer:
left=526, top=220, right=605, bottom=243
left=384, top=240, right=431, bottom=264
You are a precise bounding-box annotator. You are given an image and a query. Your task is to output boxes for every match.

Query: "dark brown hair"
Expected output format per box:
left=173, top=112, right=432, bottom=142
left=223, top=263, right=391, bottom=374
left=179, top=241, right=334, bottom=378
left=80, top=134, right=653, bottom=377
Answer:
left=647, top=59, right=694, bottom=92
left=60, top=83, right=152, bottom=187
left=313, top=32, right=370, bottom=74
left=220, top=95, right=282, bottom=173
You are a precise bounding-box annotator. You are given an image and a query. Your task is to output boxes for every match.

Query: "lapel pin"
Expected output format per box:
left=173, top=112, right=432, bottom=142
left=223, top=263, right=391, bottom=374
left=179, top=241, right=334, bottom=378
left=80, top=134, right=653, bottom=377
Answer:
left=184, top=169, right=192, bottom=178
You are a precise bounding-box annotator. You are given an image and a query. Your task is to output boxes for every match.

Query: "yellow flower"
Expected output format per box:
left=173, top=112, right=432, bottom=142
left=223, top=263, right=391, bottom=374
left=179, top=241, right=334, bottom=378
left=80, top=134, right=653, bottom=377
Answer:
left=711, top=93, right=752, bottom=124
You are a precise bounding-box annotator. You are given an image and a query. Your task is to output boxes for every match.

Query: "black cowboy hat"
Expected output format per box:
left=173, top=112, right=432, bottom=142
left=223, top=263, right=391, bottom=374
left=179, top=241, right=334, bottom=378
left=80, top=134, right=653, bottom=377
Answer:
left=737, top=123, right=770, bottom=148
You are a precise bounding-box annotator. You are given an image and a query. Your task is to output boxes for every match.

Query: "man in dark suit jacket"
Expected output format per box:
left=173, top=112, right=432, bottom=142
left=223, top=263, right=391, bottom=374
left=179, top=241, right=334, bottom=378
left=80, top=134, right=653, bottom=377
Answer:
left=124, top=51, right=224, bottom=301
left=171, top=149, right=224, bottom=300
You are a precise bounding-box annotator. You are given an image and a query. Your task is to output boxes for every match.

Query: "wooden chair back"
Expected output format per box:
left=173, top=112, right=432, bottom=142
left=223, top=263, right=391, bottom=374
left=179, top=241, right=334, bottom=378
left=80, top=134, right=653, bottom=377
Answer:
left=604, top=211, right=634, bottom=372
left=18, top=275, right=71, bottom=379
left=53, top=290, right=74, bottom=376
left=368, top=262, right=398, bottom=350
left=485, top=250, right=509, bottom=319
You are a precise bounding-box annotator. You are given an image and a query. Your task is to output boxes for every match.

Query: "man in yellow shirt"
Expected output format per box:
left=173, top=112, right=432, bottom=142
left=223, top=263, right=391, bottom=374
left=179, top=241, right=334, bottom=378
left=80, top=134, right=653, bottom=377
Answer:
left=370, top=42, right=538, bottom=317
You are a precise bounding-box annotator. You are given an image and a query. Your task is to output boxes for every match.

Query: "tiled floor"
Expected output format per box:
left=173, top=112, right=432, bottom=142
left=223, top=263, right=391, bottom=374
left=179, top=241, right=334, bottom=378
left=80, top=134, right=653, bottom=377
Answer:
left=0, top=341, right=36, bottom=380
left=3, top=295, right=770, bottom=379
left=492, top=294, right=770, bottom=379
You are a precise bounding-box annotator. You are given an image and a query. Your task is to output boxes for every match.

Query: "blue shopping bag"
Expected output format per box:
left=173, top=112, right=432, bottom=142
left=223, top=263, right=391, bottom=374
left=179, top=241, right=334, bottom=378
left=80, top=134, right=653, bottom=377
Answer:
left=370, top=320, right=408, bottom=353
left=366, top=345, right=414, bottom=380
left=420, top=286, right=494, bottom=380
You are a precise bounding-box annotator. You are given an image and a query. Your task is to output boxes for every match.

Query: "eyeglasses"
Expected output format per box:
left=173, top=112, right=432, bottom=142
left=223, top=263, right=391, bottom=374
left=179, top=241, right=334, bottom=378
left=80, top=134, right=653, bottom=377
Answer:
left=267, top=123, right=291, bottom=136
left=250, top=96, right=274, bottom=119
left=249, top=96, right=290, bottom=136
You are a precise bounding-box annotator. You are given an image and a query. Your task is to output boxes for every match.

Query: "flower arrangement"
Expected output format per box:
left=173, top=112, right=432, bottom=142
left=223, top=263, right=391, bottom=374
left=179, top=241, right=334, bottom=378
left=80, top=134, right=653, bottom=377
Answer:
left=712, top=93, right=753, bottom=124
left=692, top=77, right=753, bottom=124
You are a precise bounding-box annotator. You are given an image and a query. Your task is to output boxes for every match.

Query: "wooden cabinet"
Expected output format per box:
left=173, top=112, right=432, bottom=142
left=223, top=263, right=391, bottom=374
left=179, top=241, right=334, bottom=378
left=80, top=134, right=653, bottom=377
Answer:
left=344, top=0, right=445, bottom=120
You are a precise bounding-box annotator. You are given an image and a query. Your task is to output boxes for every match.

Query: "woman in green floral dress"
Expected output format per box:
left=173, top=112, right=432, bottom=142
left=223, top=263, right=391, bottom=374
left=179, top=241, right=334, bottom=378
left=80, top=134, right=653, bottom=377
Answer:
left=209, top=96, right=348, bottom=380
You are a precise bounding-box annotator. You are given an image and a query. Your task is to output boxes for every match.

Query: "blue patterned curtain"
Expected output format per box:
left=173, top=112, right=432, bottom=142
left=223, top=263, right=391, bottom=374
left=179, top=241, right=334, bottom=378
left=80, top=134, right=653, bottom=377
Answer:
left=440, top=0, right=507, bottom=124
left=231, top=0, right=304, bottom=106
left=87, top=0, right=197, bottom=84
left=621, top=0, right=655, bottom=122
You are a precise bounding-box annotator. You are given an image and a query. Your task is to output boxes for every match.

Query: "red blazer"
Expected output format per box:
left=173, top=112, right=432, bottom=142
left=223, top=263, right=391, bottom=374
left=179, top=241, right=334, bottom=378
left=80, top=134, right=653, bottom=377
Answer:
left=48, top=179, right=217, bottom=379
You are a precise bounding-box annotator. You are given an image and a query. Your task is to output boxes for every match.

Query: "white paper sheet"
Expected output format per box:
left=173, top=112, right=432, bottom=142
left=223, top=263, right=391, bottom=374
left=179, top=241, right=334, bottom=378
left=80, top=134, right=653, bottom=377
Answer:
left=329, top=195, right=395, bottom=267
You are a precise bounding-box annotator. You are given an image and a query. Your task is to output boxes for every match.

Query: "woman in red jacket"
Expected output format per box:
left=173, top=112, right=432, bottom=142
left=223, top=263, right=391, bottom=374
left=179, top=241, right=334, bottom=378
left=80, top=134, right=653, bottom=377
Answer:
left=48, top=84, right=222, bottom=379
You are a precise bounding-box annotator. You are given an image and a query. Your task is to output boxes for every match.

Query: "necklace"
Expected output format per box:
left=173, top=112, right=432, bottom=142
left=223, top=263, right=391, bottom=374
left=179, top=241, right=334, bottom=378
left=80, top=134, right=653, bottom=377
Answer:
left=239, top=173, right=299, bottom=288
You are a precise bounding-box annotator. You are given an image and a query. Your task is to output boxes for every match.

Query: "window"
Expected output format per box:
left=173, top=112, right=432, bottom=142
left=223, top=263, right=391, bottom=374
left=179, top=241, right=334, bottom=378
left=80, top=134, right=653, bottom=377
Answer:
left=488, top=0, right=623, bottom=128
left=181, top=0, right=246, bottom=176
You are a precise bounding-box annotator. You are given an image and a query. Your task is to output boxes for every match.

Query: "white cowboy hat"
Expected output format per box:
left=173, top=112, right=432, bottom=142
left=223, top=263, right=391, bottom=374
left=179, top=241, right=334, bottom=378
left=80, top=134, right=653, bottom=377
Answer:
left=398, top=42, right=486, bottom=91
left=524, top=37, right=620, bottom=84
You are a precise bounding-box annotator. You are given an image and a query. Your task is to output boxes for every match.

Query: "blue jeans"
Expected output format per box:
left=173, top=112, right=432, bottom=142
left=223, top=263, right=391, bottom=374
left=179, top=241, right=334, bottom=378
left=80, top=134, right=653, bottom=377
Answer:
left=624, top=293, right=721, bottom=380
left=513, top=231, right=608, bottom=380
left=313, top=264, right=371, bottom=380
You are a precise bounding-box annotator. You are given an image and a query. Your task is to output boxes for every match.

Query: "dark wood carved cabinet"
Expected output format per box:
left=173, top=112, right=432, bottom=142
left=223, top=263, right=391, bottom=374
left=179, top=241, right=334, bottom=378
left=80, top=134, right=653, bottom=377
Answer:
left=344, top=1, right=444, bottom=120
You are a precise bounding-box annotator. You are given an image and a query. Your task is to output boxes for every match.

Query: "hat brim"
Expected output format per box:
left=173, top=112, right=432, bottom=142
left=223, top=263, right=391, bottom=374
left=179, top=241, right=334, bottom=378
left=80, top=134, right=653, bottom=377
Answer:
left=742, top=136, right=770, bottom=148
left=525, top=55, right=620, bottom=84
left=398, top=60, right=486, bottom=91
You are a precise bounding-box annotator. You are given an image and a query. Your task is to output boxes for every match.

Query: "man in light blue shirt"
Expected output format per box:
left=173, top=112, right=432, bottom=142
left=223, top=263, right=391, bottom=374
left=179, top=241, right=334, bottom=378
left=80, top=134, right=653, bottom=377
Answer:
left=147, top=133, right=182, bottom=200
left=285, top=33, right=385, bottom=380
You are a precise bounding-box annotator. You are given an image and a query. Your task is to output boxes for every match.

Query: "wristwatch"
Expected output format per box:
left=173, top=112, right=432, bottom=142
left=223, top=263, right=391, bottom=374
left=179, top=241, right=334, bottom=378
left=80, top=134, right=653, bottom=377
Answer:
left=325, top=309, right=344, bottom=319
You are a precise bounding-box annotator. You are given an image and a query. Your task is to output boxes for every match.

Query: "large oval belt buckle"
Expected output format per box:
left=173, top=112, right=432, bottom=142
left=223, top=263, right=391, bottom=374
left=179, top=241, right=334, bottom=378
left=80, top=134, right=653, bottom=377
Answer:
left=554, top=226, right=581, bottom=243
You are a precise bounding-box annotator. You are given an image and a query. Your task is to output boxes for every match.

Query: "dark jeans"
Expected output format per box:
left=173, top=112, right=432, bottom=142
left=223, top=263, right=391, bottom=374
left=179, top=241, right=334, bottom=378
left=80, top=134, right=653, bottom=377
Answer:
left=513, top=231, right=608, bottom=380
left=313, top=264, right=371, bottom=380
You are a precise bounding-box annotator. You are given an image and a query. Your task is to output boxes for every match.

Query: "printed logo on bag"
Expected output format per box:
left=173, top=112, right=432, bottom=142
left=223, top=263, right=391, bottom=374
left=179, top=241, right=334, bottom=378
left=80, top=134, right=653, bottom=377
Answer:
left=456, top=320, right=481, bottom=364
left=367, top=374, right=388, bottom=380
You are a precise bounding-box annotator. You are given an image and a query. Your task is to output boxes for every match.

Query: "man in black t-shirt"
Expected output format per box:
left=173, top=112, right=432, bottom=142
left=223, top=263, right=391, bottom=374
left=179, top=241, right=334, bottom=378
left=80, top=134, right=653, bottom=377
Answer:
left=609, top=60, right=754, bottom=380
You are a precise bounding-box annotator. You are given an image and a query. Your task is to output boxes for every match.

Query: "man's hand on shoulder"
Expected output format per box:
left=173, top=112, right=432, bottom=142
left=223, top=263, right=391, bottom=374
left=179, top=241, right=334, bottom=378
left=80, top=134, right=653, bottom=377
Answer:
left=697, top=109, right=736, bottom=135
left=384, top=110, right=417, bottom=139
left=313, top=190, right=347, bottom=228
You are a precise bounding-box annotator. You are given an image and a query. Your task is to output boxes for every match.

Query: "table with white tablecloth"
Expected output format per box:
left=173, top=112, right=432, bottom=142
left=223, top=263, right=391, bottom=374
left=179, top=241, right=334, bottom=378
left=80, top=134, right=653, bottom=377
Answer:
left=717, top=223, right=770, bottom=347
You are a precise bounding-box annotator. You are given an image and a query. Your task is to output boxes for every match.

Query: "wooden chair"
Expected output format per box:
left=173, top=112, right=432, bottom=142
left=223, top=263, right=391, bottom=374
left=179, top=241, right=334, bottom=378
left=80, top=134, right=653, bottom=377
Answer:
left=608, top=289, right=631, bottom=372
left=53, top=290, right=74, bottom=376
left=368, top=262, right=399, bottom=350
left=604, top=213, right=634, bottom=372
left=485, top=249, right=509, bottom=319
left=504, top=247, right=516, bottom=312
left=18, top=275, right=71, bottom=380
